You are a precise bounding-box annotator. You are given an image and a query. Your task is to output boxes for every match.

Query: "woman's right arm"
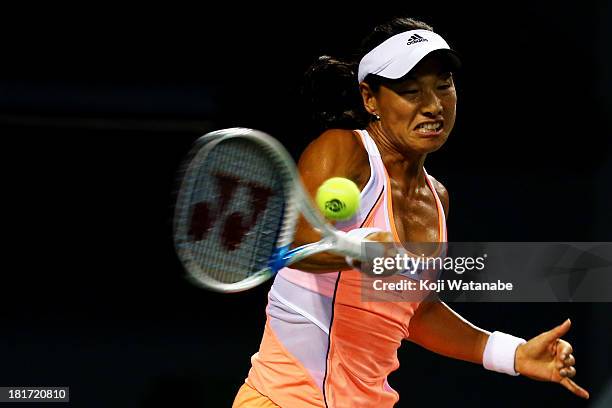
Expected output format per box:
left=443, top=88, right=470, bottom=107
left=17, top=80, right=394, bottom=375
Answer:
left=289, top=128, right=372, bottom=272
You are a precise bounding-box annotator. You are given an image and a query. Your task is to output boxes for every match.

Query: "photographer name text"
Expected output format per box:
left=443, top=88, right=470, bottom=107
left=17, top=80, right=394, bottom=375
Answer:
left=372, top=279, right=513, bottom=292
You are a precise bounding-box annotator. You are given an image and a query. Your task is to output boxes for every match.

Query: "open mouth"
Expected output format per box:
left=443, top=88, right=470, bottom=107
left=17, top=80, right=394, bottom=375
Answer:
left=415, top=121, right=443, bottom=134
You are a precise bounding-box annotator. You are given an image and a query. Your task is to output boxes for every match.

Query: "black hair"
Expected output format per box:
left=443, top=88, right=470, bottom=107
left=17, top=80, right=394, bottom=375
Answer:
left=301, top=17, right=435, bottom=130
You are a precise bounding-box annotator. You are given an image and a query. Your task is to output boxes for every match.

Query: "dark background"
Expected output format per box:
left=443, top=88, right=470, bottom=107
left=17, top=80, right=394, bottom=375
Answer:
left=1, top=2, right=611, bottom=407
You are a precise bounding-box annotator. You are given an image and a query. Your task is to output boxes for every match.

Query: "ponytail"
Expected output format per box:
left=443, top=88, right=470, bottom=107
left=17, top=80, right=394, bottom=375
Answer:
left=301, top=55, right=370, bottom=131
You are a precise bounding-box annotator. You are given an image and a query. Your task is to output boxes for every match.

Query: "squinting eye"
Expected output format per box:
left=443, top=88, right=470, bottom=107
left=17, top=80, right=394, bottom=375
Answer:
left=438, top=83, right=452, bottom=90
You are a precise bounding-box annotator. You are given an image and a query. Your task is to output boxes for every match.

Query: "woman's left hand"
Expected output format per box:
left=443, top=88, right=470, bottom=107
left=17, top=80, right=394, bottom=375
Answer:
left=514, top=319, right=589, bottom=399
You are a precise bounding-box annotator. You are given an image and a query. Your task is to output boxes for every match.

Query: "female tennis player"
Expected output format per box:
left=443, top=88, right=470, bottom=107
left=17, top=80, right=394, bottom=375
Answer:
left=233, top=17, right=589, bottom=407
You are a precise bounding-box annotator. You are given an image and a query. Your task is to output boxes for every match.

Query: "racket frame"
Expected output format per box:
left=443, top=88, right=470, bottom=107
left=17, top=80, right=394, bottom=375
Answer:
left=174, top=128, right=364, bottom=292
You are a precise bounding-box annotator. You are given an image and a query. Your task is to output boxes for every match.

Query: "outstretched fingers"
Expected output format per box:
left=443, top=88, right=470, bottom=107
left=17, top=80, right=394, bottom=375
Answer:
left=559, top=366, right=576, bottom=379
left=560, top=377, right=589, bottom=399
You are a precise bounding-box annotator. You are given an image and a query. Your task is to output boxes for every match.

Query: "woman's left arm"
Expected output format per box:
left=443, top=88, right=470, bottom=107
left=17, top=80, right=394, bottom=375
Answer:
left=407, top=298, right=488, bottom=364
left=407, top=300, right=590, bottom=399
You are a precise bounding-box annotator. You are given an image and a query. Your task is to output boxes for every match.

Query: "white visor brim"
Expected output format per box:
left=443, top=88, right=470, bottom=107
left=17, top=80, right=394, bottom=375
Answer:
left=357, top=29, right=460, bottom=83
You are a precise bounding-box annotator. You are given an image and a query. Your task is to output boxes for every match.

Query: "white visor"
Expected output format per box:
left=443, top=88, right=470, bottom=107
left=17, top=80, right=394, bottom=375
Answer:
left=357, top=29, right=460, bottom=83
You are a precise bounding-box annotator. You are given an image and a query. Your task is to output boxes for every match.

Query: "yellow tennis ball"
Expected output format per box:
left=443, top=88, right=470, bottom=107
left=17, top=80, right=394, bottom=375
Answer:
left=315, top=177, right=361, bottom=221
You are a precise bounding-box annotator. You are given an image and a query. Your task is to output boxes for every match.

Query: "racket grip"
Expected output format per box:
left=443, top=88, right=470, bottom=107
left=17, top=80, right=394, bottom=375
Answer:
left=333, top=231, right=367, bottom=260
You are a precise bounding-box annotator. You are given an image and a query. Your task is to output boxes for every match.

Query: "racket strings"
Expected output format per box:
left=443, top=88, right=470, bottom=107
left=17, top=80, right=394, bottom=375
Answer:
left=177, top=138, right=286, bottom=284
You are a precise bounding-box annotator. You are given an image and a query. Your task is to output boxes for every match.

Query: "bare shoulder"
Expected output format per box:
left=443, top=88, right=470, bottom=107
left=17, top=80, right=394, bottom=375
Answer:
left=308, top=128, right=360, bottom=146
left=298, top=128, right=368, bottom=189
left=298, top=128, right=362, bottom=168
left=427, top=174, right=449, bottom=217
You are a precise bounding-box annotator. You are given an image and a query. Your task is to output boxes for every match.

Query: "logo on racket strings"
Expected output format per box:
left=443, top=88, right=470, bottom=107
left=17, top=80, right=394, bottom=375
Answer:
left=188, top=173, right=274, bottom=251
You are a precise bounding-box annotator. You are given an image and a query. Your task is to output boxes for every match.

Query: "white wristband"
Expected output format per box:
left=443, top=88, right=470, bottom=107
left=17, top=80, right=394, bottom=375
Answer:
left=344, top=227, right=383, bottom=268
left=483, top=331, right=526, bottom=376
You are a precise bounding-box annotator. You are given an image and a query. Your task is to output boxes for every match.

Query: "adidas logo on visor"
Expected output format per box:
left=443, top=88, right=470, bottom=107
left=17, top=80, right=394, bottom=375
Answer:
left=406, top=33, right=428, bottom=45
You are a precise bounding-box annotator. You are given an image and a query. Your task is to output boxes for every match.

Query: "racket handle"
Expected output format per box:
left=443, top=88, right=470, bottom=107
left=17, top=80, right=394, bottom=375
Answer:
left=333, top=231, right=367, bottom=260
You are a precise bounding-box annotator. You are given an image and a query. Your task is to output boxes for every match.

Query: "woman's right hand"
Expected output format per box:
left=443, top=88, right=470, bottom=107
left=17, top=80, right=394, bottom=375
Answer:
left=364, top=231, right=395, bottom=243
left=347, top=231, right=397, bottom=274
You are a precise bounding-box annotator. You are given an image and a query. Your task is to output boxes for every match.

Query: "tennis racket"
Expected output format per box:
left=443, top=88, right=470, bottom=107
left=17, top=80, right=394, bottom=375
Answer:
left=173, top=127, right=375, bottom=292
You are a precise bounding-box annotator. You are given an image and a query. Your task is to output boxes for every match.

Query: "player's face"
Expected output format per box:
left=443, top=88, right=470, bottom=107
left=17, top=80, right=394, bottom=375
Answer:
left=373, top=57, right=457, bottom=155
